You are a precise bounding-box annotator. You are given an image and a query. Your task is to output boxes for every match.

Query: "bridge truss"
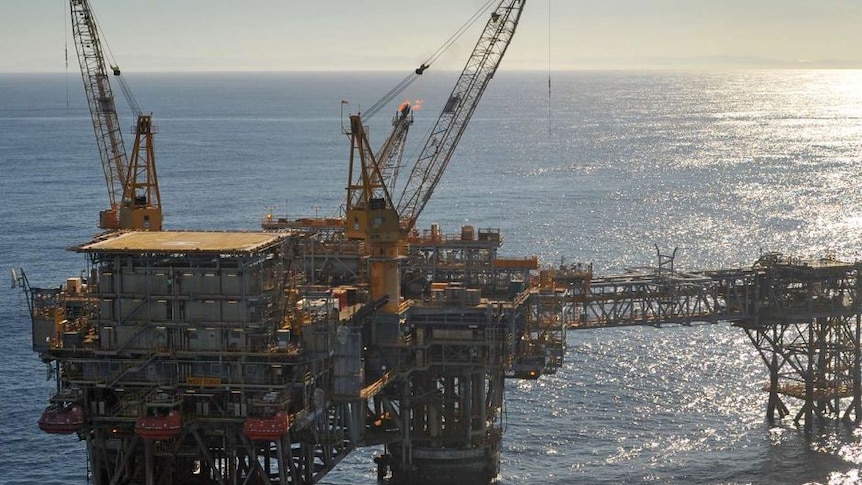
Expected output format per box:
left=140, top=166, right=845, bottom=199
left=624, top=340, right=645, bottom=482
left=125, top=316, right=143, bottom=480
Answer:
left=562, top=252, right=862, bottom=431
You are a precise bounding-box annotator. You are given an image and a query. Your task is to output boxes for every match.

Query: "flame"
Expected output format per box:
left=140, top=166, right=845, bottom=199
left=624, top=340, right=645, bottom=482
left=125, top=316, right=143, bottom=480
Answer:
left=412, top=99, right=424, bottom=111
left=398, top=101, right=410, bottom=112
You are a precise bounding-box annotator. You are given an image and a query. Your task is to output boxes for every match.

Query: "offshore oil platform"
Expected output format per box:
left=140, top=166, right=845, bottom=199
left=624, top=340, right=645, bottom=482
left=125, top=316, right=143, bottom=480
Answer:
left=16, top=1, right=862, bottom=484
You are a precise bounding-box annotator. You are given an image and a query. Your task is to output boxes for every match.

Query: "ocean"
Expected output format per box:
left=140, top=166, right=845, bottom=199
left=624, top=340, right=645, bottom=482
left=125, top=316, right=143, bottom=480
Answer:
left=2, top=69, right=862, bottom=484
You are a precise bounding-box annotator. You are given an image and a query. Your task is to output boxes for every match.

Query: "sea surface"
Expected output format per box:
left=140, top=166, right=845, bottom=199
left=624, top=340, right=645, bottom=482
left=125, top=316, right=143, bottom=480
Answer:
left=2, top=69, right=862, bottom=484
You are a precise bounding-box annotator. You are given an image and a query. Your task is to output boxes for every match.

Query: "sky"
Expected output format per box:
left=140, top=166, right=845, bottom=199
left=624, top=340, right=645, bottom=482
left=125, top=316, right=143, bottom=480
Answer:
left=3, top=0, right=862, bottom=72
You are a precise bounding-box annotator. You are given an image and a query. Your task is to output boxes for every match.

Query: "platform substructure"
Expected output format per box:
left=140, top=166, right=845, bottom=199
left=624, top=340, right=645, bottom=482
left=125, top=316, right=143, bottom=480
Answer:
left=736, top=254, right=862, bottom=431
left=387, top=301, right=514, bottom=484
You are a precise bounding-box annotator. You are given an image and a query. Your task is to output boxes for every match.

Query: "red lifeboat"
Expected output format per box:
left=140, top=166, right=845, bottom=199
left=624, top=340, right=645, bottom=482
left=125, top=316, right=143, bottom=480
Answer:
left=135, top=409, right=182, bottom=440
left=243, top=411, right=290, bottom=441
left=38, top=404, right=85, bottom=434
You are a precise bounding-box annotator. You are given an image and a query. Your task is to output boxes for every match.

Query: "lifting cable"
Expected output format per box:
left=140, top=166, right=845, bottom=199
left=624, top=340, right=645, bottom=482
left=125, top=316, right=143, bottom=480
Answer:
left=64, top=0, right=70, bottom=108
left=90, top=6, right=142, bottom=118
left=547, top=0, right=553, bottom=138
left=362, top=0, right=498, bottom=120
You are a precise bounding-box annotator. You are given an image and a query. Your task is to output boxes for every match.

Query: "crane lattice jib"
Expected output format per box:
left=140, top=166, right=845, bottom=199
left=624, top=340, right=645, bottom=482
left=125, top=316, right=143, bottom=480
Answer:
left=70, top=0, right=127, bottom=211
left=376, top=105, right=413, bottom=193
left=396, top=0, right=525, bottom=231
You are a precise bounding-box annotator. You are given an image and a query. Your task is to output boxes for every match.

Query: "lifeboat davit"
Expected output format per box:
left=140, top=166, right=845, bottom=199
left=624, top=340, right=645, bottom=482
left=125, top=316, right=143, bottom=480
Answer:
left=38, top=404, right=85, bottom=434
left=243, top=411, right=290, bottom=441
left=135, top=409, right=182, bottom=440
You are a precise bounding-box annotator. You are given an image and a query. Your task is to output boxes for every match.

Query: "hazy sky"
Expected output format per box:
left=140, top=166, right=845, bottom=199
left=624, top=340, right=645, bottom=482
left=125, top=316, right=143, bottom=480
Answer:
left=4, top=0, right=862, bottom=72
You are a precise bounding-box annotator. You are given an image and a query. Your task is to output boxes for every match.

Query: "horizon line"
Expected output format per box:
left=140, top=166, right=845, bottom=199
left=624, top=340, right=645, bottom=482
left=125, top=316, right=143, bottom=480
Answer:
left=4, top=65, right=862, bottom=75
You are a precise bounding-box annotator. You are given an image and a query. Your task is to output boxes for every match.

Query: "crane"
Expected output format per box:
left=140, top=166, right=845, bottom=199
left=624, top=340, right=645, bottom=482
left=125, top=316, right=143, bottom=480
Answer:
left=395, top=0, right=524, bottom=233
left=70, top=0, right=162, bottom=231
left=345, top=0, right=526, bottom=313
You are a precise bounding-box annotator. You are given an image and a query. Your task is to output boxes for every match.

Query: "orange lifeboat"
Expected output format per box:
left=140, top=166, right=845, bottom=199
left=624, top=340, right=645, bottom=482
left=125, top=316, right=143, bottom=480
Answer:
left=244, top=391, right=291, bottom=441
left=135, top=409, right=182, bottom=440
left=38, top=403, right=85, bottom=434
left=243, top=411, right=290, bottom=441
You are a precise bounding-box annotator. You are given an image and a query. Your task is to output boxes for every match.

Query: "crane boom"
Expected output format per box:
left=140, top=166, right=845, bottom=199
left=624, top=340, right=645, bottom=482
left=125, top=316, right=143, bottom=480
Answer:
left=70, top=0, right=127, bottom=229
left=396, top=0, right=525, bottom=231
left=70, top=0, right=162, bottom=231
left=376, top=103, right=413, bottom=193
